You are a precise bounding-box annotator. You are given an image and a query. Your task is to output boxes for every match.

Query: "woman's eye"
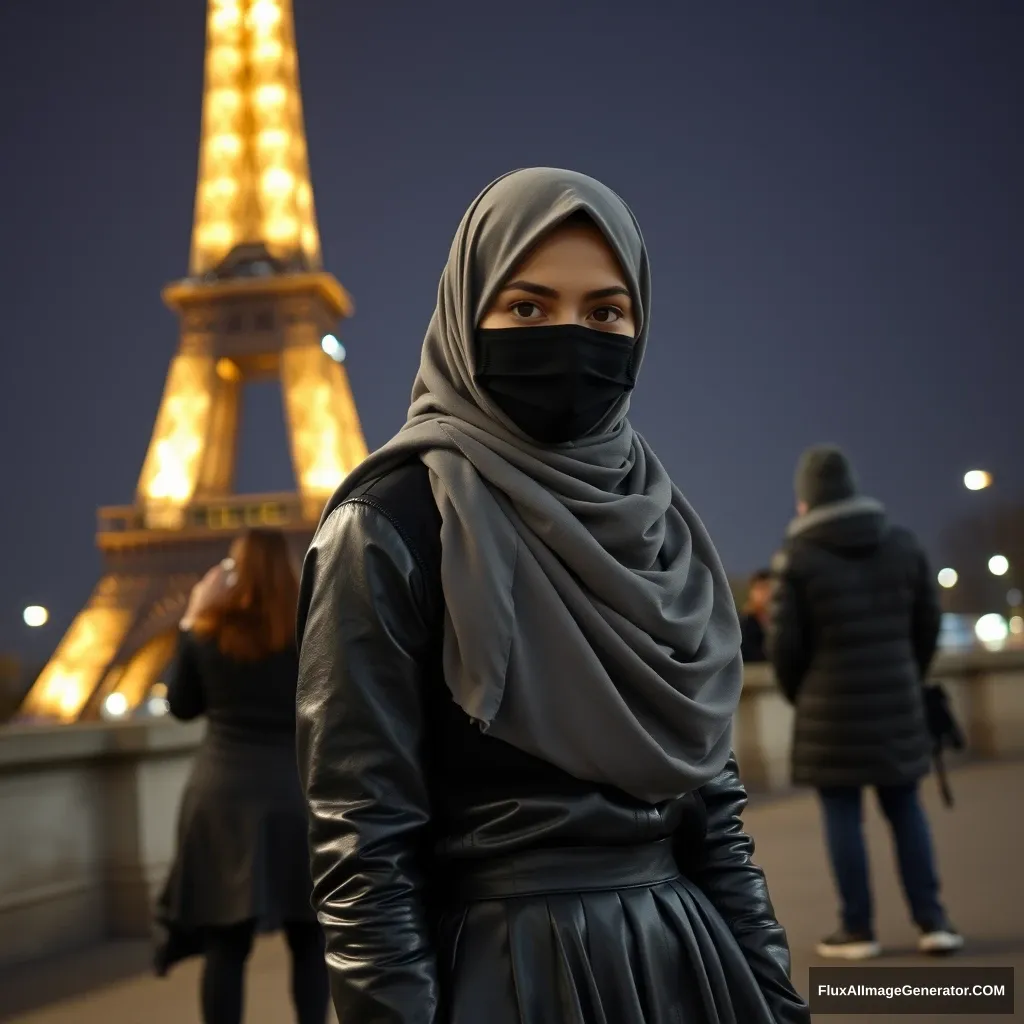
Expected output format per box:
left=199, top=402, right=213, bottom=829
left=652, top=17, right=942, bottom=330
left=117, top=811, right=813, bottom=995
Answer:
left=510, top=301, right=542, bottom=319
left=591, top=306, right=622, bottom=324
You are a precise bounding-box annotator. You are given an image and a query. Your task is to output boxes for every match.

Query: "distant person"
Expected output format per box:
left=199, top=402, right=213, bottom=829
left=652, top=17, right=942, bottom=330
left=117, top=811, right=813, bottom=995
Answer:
left=154, top=529, right=329, bottom=1024
left=767, top=446, right=962, bottom=960
left=740, top=569, right=772, bottom=662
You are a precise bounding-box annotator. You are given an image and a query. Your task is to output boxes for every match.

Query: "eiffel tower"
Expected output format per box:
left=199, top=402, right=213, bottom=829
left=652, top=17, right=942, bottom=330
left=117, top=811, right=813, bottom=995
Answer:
left=21, top=0, right=367, bottom=723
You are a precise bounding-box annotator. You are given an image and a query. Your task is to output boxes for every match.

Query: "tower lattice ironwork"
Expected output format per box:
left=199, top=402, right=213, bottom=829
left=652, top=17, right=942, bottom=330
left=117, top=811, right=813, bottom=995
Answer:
left=21, top=0, right=367, bottom=722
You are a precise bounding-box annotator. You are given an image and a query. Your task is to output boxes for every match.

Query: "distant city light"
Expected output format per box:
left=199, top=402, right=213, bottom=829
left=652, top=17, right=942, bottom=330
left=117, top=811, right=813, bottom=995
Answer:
left=1010, top=616, right=1024, bottom=636
left=103, top=693, right=129, bottom=719
left=23, top=605, right=49, bottom=627
left=964, top=470, right=993, bottom=491
left=1008, top=589, right=1023, bottom=608
left=147, top=683, right=167, bottom=717
left=321, top=334, right=346, bottom=362
left=988, top=555, right=1010, bottom=577
left=975, top=613, right=1008, bottom=647
left=937, top=568, right=958, bottom=589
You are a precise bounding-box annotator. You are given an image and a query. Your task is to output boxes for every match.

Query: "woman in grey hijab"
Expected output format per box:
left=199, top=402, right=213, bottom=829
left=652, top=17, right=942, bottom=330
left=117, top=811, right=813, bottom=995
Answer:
left=296, top=168, right=809, bottom=1024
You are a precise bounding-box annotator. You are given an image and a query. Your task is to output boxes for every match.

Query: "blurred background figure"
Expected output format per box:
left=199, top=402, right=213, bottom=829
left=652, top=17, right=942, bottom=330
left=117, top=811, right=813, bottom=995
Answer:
left=153, top=529, right=328, bottom=1024
left=767, top=446, right=963, bottom=961
left=740, top=568, right=772, bottom=663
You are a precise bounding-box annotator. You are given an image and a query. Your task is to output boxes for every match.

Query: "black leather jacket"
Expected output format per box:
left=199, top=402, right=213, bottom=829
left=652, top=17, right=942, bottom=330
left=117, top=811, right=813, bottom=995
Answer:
left=296, top=462, right=806, bottom=1023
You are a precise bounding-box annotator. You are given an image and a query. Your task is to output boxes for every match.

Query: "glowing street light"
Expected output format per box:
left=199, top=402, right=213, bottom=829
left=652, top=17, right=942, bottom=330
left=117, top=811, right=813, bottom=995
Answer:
left=147, top=697, right=170, bottom=717
left=103, top=693, right=129, bottom=719
left=147, top=682, right=169, bottom=717
left=975, top=613, right=1008, bottom=648
left=964, top=470, right=993, bottom=491
left=989, top=554, right=1010, bottom=577
left=937, top=568, right=958, bottom=589
left=23, top=605, right=49, bottom=627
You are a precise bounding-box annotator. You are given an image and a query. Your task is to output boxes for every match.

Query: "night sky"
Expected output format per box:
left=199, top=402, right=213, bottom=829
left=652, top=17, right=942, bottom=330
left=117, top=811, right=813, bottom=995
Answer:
left=0, top=0, right=1020, bottom=659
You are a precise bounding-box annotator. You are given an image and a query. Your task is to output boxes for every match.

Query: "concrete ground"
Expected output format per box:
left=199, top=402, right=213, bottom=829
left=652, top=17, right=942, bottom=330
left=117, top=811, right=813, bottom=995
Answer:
left=2, top=759, right=1021, bottom=1023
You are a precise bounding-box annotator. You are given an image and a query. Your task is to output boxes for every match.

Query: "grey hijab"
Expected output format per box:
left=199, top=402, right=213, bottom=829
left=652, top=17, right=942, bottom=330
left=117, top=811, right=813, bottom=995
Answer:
left=317, top=167, right=742, bottom=803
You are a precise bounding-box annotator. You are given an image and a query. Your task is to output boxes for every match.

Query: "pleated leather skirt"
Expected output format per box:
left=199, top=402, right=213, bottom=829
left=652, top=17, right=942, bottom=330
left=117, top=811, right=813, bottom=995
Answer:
left=436, top=840, right=779, bottom=1024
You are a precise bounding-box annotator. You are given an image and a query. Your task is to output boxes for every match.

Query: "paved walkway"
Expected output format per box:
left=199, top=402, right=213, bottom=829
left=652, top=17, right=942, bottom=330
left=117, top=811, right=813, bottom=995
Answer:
left=2, top=760, right=1021, bottom=1023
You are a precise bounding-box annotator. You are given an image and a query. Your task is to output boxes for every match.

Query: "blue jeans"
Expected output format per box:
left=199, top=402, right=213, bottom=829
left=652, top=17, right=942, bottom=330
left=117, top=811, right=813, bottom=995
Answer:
left=817, top=783, right=946, bottom=934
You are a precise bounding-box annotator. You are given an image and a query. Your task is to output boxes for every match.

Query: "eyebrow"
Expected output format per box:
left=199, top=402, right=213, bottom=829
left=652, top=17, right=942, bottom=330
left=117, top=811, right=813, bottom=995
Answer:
left=502, top=280, right=631, bottom=302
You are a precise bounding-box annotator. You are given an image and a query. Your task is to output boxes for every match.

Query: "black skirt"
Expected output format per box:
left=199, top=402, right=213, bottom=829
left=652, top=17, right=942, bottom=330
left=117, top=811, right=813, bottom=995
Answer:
left=436, top=841, right=783, bottom=1023
left=153, top=735, right=315, bottom=974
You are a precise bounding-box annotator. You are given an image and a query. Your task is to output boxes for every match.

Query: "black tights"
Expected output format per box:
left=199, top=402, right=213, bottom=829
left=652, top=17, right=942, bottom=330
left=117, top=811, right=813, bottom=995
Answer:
left=201, top=919, right=329, bottom=1024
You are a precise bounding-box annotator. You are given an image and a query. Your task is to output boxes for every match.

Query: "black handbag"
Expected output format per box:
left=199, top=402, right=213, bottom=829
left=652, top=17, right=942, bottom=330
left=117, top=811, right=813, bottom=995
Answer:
left=923, top=683, right=965, bottom=807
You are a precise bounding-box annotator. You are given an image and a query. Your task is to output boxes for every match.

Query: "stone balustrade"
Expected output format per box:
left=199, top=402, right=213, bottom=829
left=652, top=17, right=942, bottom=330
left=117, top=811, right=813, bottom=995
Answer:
left=734, top=646, right=1024, bottom=791
left=0, top=719, right=203, bottom=966
left=1, top=648, right=1022, bottom=967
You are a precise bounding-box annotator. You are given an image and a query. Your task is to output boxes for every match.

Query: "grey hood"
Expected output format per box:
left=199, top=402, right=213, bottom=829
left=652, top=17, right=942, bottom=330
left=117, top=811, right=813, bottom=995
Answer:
left=787, top=496, right=889, bottom=552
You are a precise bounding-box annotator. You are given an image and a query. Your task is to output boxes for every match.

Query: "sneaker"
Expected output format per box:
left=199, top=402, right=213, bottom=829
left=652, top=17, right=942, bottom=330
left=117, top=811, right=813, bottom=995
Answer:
left=816, top=928, right=882, bottom=960
left=918, top=927, right=964, bottom=955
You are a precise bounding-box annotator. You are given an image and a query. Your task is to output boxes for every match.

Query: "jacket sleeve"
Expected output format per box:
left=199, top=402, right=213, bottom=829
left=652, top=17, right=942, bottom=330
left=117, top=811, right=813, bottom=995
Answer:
left=166, top=630, right=206, bottom=721
left=691, top=757, right=811, bottom=1024
left=910, top=544, right=942, bottom=680
left=765, top=550, right=811, bottom=703
left=295, top=499, right=439, bottom=1024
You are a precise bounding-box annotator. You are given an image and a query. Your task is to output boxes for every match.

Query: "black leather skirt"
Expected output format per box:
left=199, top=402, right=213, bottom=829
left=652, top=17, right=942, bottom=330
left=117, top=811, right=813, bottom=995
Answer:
left=436, top=840, right=780, bottom=1024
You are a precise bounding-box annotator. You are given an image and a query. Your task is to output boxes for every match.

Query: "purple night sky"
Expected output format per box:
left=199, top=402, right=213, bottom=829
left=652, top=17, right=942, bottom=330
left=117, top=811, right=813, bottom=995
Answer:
left=0, top=0, right=1020, bottom=659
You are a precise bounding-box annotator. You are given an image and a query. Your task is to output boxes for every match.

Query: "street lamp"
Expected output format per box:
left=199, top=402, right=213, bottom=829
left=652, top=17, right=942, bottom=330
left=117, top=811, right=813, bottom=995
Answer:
left=989, top=555, right=1010, bottom=577
left=23, top=605, right=49, bottom=627
left=964, top=470, right=993, bottom=491
left=102, top=693, right=129, bottom=719
left=975, top=613, right=1008, bottom=648
left=937, top=568, right=958, bottom=589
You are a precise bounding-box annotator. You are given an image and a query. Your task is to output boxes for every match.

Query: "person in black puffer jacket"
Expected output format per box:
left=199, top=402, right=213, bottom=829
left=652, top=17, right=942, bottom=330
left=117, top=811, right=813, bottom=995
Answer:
left=767, top=445, right=963, bottom=961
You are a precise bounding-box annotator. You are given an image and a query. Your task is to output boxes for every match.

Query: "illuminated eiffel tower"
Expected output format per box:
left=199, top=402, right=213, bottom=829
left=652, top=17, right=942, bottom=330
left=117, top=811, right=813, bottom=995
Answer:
left=21, top=0, right=367, bottom=722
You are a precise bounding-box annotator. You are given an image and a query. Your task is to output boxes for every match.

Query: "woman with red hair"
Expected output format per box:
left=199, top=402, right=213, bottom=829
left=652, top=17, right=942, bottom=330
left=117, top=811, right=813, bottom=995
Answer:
left=154, top=528, right=328, bottom=1024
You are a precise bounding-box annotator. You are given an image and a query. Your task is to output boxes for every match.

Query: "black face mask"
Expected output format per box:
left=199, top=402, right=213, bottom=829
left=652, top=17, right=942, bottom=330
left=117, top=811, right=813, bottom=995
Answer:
left=475, top=324, right=637, bottom=445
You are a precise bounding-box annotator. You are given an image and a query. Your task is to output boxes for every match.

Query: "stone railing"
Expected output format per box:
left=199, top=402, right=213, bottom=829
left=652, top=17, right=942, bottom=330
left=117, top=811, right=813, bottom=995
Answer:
left=1, top=648, right=1022, bottom=966
left=734, top=647, right=1024, bottom=791
left=0, top=718, right=203, bottom=966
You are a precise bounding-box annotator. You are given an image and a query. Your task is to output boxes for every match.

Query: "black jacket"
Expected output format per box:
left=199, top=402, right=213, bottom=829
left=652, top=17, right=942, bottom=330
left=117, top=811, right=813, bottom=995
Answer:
left=767, top=497, right=941, bottom=788
left=740, top=613, right=767, bottom=663
left=296, top=461, right=807, bottom=1024
left=167, top=630, right=299, bottom=742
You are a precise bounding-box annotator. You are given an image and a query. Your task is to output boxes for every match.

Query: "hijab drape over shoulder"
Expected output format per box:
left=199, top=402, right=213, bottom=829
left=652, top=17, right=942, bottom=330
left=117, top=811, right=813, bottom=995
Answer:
left=314, top=167, right=742, bottom=803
